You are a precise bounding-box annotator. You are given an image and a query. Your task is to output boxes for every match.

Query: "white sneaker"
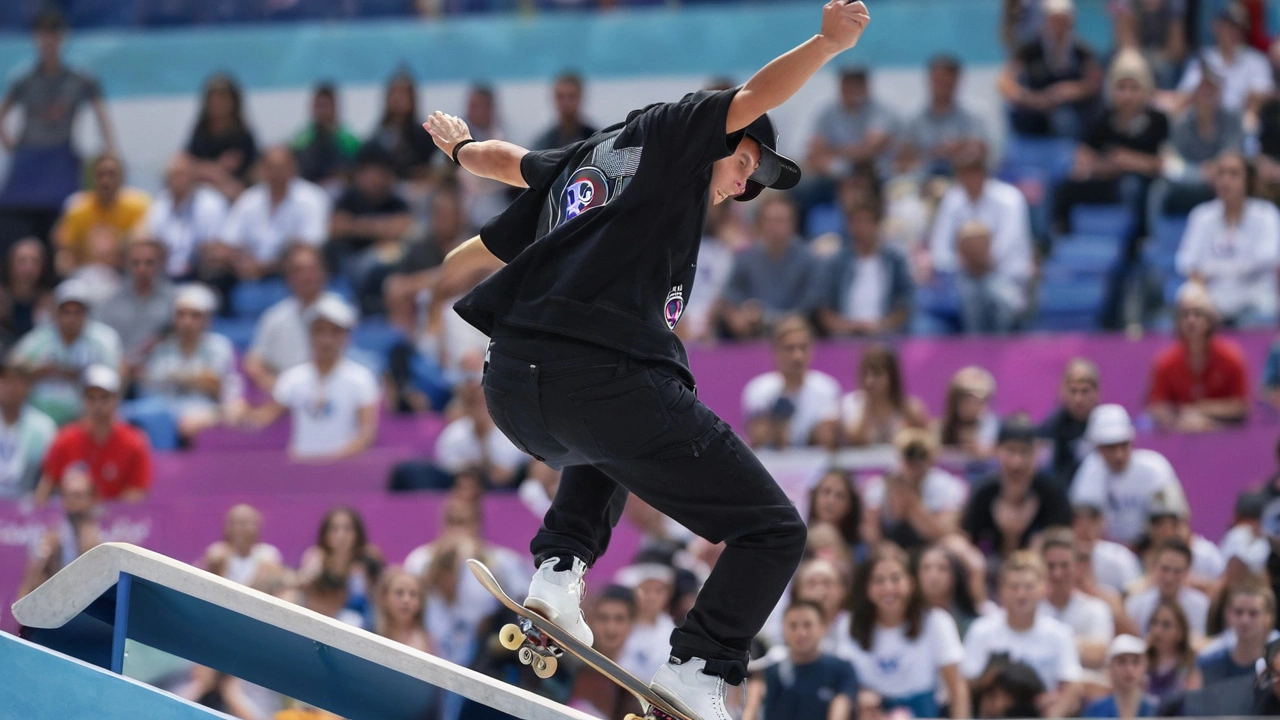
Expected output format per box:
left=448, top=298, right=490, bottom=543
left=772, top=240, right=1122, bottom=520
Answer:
left=649, top=657, right=731, bottom=720
left=524, top=557, right=593, bottom=646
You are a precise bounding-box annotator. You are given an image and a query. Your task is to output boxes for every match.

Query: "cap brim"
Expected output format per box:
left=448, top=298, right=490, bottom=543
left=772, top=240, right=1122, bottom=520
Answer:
left=734, top=143, right=801, bottom=202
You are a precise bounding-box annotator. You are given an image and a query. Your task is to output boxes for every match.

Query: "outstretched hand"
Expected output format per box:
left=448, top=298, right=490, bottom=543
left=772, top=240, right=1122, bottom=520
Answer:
left=818, top=0, right=870, bottom=54
left=425, top=110, right=473, bottom=157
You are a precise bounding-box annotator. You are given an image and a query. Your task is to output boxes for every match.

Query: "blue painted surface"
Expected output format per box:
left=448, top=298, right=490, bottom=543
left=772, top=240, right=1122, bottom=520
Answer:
left=0, top=0, right=1115, bottom=98
left=0, top=631, right=229, bottom=719
left=110, top=572, right=133, bottom=674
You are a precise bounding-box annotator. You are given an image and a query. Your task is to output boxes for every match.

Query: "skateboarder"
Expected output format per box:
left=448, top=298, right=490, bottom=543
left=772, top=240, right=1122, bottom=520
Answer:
left=425, top=3, right=870, bottom=717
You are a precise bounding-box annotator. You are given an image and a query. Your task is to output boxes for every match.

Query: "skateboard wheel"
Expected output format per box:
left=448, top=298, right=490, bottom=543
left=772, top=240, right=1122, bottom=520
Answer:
left=499, top=623, right=526, bottom=651
left=532, top=653, right=557, bottom=678
left=518, top=646, right=534, bottom=665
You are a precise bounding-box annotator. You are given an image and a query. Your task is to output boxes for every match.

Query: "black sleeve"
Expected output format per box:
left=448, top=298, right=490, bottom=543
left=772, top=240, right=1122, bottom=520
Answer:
left=1150, top=110, right=1170, bottom=149
left=333, top=189, right=361, bottom=214
left=1083, top=114, right=1110, bottom=152
left=1042, top=481, right=1074, bottom=526
left=961, top=487, right=992, bottom=545
left=518, top=143, right=581, bottom=190
left=236, top=129, right=259, bottom=181
left=642, top=87, right=741, bottom=177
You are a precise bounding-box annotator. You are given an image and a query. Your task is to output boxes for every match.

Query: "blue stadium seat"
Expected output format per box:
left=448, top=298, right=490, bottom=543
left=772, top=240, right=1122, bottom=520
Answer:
left=1045, top=235, right=1122, bottom=275
left=1001, top=135, right=1077, bottom=181
left=0, top=0, right=39, bottom=31
left=231, top=279, right=290, bottom=318
left=1069, top=204, right=1132, bottom=238
left=350, top=318, right=404, bottom=358
left=1033, top=276, right=1106, bottom=331
left=64, top=0, right=138, bottom=28
left=805, top=203, right=843, bottom=238
left=1153, top=214, right=1189, bottom=254
left=211, top=316, right=258, bottom=350
left=1141, top=241, right=1179, bottom=274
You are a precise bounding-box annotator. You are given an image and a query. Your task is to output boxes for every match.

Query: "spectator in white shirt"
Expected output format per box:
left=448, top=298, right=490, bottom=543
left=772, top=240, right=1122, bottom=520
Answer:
left=137, top=284, right=241, bottom=444
left=847, top=543, right=970, bottom=719
left=961, top=550, right=1083, bottom=717
left=1125, top=538, right=1210, bottom=639
left=242, top=244, right=342, bottom=393
left=242, top=296, right=379, bottom=462
left=200, top=504, right=283, bottom=588
left=0, top=361, right=56, bottom=500
left=815, top=201, right=915, bottom=337
left=1038, top=527, right=1117, bottom=669
left=862, top=428, right=968, bottom=551
left=1174, top=6, right=1274, bottom=118
left=220, top=146, right=330, bottom=280
left=1175, top=151, right=1280, bottom=327
left=742, top=316, right=841, bottom=450
left=1143, top=497, right=1226, bottom=595
left=432, top=352, right=527, bottom=490
left=1073, top=502, right=1144, bottom=594
left=1069, top=404, right=1187, bottom=546
left=927, top=146, right=1033, bottom=286
left=145, top=152, right=228, bottom=280
left=615, top=560, right=678, bottom=681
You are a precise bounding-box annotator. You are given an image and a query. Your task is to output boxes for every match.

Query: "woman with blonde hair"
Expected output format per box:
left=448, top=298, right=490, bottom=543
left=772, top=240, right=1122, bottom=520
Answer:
left=375, top=568, right=432, bottom=654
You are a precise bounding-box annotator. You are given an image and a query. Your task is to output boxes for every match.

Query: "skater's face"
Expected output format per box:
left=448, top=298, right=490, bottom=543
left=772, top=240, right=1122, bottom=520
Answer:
left=917, top=547, right=955, bottom=604
left=782, top=605, right=825, bottom=657
left=590, top=598, right=634, bottom=656
left=709, top=136, right=761, bottom=205
left=812, top=473, right=853, bottom=524
left=867, top=558, right=912, bottom=619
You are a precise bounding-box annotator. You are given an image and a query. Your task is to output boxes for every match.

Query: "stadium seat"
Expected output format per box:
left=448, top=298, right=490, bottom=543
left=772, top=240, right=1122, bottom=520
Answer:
left=1045, top=235, right=1122, bottom=275
left=1000, top=135, right=1077, bottom=181
left=1069, top=204, right=1132, bottom=238
left=231, top=279, right=290, bottom=318
left=351, top=317, right=404, bottom=358
left=211, top=316, right=258, bottom=350
left=1033, top=276, right=1106, bottom=332
left=805, top=203, right=843, bottom=238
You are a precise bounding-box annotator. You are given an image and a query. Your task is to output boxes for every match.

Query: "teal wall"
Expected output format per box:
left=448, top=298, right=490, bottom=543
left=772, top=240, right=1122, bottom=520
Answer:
left=0, top=0, right=1114, bottom=99
left=0, top=632, right=231, bottom=720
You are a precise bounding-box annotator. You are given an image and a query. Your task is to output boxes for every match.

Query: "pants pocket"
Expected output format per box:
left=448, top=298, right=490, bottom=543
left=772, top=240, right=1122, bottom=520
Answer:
left=569, top=369, right=674, bottom=459
left=483, top=384, right=540, bottom=460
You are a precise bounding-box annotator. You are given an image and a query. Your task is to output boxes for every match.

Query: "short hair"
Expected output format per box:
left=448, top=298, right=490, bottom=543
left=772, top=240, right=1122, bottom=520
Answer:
left=1155, top=537, right=1193, bottom=565
left=771, top=315, right=813, bottom=345
left=555, top=72, right=584, bottom=90
left=846, top=198, right=884, bottom=223
left=999, top=550, right=1046, bottom=585
left=596, top=584, right=638, bottom=618
left=1226, top=577, right=1277, bottom=616
left=469, top=83, right=495, bottom=101
left=840, top=66, right=869, bottom=82
left=1063, top=358, right=1100, bottom=388
left=1040, top=527, right=1076, bottom=556
left=313, top=81, right=337, bottom=100
left=33, top=8, right=66, bottom=33
left=928, top=54, right=962, bottom=74
left=785, top=599, right=827, bottom=623
left=0, top=360, right=30, bottom=382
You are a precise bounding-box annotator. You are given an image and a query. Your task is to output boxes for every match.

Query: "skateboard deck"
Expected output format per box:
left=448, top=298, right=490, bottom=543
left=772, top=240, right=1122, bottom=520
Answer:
left=467, top=558, right=694, bottom=720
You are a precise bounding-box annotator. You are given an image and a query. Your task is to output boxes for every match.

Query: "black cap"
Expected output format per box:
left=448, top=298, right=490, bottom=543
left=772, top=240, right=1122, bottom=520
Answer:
left=735, top=113, right=802, bottom=203
left=1236, top=491, right=1266, bottom=521
left=996, top=416, right=1037, bottom=446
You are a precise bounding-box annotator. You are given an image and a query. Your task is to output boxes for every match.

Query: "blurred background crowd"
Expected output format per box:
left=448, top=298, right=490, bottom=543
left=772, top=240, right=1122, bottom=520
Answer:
left=6, top=0, right=1280, bottom=718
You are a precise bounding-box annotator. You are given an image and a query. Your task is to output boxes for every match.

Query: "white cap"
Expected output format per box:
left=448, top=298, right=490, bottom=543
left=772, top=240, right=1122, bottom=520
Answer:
left=54, top=279, right=93, bottom=307
left=615, top=562, right=676, bottom=589
left=1106, top=634, right=1147, bottom=664
left=1086, top=404, right=1135, bottom=446
left=83, top=364, right=120, bottom=394
left=310, top=295, right=357, bottom=330
left=174, top=283, right=218, bottom=314
left=1043, top=0, right=1075, bottom=15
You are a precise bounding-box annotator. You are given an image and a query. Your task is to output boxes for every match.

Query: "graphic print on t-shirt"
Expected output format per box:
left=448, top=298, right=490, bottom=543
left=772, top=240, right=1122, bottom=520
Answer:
left=664, top=285, right=685, bottom=329
left=547, top=134, right=642, bottom=233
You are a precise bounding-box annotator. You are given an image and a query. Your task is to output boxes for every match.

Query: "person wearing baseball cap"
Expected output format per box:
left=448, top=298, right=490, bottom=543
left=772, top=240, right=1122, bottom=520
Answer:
left=239, top=296, right=380, bottom=462
left=1068, top=404, right=1187, bottom=546
left=135, top=283, right=241, bottom=448
left=1081, top=635, right=1158, bottom=718
left=33, top=364, right=151, bottom=506
left=420, top=3, right=872, bottom=717
left=10, top=278, right=123, bottom=425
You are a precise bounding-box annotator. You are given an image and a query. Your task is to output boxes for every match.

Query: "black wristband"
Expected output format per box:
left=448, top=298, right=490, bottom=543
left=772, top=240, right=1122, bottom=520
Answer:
left=451, top=138, right=477, bottom=165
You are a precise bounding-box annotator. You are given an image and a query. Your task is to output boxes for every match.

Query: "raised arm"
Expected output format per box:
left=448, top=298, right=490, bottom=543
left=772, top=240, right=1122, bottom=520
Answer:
left=425, top=111, right=529, bottom=188
left=725, top=0, right=871, bottom=134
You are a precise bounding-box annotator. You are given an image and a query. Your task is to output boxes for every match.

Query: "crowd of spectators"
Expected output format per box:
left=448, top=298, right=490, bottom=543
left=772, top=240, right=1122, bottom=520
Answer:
left=10, top=2, right=1280, bottom=720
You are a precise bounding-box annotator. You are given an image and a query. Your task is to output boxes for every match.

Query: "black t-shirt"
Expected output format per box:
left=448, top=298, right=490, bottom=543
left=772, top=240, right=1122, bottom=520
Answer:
left=1259, top=99, right=1280, bottom=160
left=333, top=187, right=410, bottom=250
left=368, top=122, right=438, bottom=179
left=962, top=473, right=1072, bottom=558
left=1016, top=38, right=1097, bottom=91
left=456, top=88, right=740, bottom=385
left=186, top=126, right=259, bottom=184
left=1084, top=108, right=1169, bottom=156
left=1037, top=406, right=1089, bottom=490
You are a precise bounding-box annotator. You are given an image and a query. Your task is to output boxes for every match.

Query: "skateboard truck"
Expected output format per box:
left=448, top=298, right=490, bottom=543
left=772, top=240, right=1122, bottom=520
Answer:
left=498, top=619, right=562, bottom=679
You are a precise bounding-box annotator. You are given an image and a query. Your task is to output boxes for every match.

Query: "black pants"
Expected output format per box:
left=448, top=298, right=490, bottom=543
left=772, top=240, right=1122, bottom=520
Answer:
left=482, top=331, right=806, bottom=685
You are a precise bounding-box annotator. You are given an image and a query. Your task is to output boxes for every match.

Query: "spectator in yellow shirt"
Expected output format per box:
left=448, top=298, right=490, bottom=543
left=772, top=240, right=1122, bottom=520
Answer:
left=53, top=154, right=150, bottom=275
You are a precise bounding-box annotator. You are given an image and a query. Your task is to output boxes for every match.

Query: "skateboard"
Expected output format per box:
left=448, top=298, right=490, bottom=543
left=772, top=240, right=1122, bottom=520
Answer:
left=467, top=559, right=694, bottom=720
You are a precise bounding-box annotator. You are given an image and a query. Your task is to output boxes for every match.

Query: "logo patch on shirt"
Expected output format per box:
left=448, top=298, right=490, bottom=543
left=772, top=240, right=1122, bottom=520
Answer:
left=664, top=285, right=685, bottom=329
left=563, top=166, right=609, bottom=221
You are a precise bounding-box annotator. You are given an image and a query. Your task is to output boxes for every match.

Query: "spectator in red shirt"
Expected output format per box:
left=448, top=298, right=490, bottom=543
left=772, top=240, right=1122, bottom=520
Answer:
left=1147, top=282, right=1250, bottom=432
left=32, top=364, right=152, bottom=505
